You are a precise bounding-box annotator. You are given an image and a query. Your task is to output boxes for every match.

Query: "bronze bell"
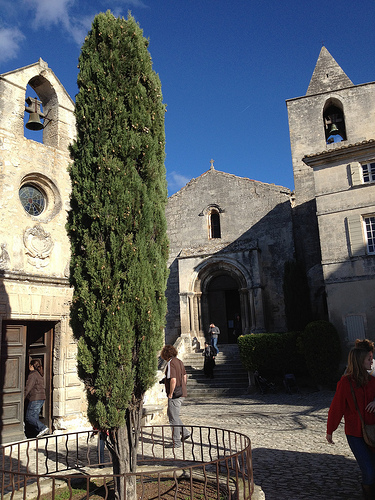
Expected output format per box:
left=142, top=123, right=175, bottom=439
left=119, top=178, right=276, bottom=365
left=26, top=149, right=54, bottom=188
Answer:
left=329, top=123, right=339, bottom=135
left=26, top=112, right=44, bottom=131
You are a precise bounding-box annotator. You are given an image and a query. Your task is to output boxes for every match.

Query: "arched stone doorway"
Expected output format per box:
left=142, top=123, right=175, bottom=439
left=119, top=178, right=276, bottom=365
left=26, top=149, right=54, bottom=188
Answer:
left=177, top=251, right=266, bottom=346
left=193, top=259, right=253, bottom=344
left=206, top=274, right=241, bottom=344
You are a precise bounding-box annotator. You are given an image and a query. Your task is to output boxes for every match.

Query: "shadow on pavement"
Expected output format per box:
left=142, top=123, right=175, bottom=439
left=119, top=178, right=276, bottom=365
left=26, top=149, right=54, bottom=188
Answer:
left=252, top=447, right=362, bottom=500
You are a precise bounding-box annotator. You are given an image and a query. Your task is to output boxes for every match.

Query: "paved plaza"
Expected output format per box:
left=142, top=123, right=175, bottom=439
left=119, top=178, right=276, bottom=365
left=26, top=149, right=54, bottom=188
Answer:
left=178, top=389, right=364, bottom=500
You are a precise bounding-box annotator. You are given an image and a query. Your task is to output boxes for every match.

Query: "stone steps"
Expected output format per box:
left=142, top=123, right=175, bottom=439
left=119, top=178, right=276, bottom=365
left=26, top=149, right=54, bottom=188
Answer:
left=183, top=344, right=249, bottom=397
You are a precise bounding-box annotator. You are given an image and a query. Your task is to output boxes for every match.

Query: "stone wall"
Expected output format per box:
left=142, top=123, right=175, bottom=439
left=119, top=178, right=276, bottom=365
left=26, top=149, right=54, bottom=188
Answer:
left=165, top=167, right=294, bottom=343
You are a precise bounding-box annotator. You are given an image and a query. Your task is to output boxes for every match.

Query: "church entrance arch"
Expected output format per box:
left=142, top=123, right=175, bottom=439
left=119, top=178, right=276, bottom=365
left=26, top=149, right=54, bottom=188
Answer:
left=194, top=261, right=249, bottom=344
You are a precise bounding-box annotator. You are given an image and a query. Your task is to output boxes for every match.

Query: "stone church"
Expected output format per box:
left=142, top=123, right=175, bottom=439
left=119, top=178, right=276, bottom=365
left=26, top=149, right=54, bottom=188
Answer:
left=0, top=47, right=374, bottom=444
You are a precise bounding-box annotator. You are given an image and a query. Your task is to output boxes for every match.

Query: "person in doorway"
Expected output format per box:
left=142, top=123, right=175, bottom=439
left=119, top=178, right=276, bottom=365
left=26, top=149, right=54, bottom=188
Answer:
left=327, top=347, right=375, bottom=499
left=24, top=358, right=49, bottom=438
left=160, top=344, right=190, bottom=448
left=209, top=323, right=220, bottom=355
left=203, top=341, right=216, bottom=379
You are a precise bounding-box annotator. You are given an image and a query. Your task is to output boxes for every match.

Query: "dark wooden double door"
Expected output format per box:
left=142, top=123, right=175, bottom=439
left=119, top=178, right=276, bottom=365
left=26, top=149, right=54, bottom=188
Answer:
left=0, top=321, right=54, bottom=444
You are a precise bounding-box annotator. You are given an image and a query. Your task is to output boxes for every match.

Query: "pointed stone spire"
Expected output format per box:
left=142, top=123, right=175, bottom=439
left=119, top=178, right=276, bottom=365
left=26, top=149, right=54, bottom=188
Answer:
left=306, top=46, right=353, bottom=95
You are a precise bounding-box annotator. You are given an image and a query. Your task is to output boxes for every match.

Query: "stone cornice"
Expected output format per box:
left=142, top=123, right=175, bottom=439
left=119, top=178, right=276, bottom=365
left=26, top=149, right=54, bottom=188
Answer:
left=0, top=270, right=71, bottom=287
left=303, top=140, right=375, bottom=167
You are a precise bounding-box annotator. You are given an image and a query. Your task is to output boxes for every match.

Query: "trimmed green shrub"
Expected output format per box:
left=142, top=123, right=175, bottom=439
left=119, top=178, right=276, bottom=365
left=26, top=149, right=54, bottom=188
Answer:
left=238, top=331, right=305, bottom=376
left=298, top=320, right=341, bottom=385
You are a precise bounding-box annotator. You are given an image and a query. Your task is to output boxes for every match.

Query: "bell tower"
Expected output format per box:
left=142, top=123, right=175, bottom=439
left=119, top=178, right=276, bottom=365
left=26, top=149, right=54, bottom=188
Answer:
left=287, top=47, right=375, bottom=345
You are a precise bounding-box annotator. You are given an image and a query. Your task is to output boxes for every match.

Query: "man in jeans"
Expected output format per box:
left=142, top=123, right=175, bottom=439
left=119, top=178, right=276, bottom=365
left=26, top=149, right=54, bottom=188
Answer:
left=160, top=344, right=190, bottom=448
left=209, top=323, right=220, bottom=355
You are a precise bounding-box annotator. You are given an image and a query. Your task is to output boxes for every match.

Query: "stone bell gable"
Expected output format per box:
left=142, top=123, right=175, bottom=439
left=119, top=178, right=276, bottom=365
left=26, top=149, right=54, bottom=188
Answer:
left=165, top=162, right=294, bottom=345
left=0, top=58, right=75, bottom=151
left=0, top=60, right=84, bottom=444
left=0, top=58, right=75, bottom=280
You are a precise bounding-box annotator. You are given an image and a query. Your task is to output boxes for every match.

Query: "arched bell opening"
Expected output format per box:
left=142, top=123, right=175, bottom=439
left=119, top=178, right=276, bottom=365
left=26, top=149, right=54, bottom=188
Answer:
left=24, top=75, right=58, bottom=147
left=323, top=98, right=347, bottom=144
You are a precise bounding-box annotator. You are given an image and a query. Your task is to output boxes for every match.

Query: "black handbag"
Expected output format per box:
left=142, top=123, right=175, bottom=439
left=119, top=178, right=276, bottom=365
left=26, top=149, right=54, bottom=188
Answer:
left=350, top=382, right=375, bottom=447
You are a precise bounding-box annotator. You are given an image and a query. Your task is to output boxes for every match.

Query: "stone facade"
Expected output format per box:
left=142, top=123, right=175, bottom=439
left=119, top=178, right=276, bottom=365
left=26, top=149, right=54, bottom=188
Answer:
left=165, top=165, right=294, bottom=345
left=0, top=59, right=85, bottom=444
left=287, top=47, right=375, bottom=354
left=2, top=47, right=375, bottom=443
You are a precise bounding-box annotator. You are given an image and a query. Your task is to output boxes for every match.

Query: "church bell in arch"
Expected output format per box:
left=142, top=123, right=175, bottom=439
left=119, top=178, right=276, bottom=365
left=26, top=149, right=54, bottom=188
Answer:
left=25, top=96, right=44, bottom=131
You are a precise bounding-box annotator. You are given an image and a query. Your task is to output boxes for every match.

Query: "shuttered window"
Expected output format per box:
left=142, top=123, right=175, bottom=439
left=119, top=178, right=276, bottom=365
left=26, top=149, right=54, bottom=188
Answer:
left=345, top=315, right=366, bottom=342
left=362, top=162, right=375, bottom=184
left=364, top=216, right=375, bottom=254
left=347, top=215, right=366, bottom=257
left=350, top=162, right=362, bottom=186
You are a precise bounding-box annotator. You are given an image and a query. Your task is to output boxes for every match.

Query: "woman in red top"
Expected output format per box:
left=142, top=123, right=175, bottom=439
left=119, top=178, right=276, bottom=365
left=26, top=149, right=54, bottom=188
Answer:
left=327, top=347, right=375, bottom=499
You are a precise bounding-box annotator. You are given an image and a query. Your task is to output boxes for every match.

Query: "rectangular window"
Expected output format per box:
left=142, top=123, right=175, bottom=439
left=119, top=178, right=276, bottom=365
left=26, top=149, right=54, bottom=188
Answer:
left=362, top=162, right=375, bottom=184
left=364, top=216, right=375, bottom=254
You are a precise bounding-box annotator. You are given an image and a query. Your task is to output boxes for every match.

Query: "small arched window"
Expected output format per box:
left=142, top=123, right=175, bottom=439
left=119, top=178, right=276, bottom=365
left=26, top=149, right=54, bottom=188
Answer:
left=323, top=99, right=347, bottom=144
left=209, top=209, right=221, bottom=239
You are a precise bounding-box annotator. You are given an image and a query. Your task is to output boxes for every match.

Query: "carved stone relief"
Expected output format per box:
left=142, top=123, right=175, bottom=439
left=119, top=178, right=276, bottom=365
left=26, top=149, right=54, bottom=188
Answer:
left=0, top=243, right=10, bottom=270
left=23, top=224, right=54, bottom=268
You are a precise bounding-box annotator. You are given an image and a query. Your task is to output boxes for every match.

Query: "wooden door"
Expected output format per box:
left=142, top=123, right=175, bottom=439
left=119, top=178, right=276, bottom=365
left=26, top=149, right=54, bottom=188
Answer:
left=0, top=324, right=27, bottom=444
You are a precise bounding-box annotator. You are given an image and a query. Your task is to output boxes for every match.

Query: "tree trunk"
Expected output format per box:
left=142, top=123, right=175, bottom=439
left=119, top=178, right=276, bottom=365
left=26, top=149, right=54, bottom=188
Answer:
left=107, top=397, right=143, bottom=500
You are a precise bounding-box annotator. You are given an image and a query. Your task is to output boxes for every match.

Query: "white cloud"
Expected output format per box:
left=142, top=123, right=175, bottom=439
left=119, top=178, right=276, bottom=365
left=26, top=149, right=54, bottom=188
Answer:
left=67, top=15, right=95, bottom=46
left=23, top=0, right=93, bottom=47
left=167, top=171, right=190, bottom=194
left=27, top=0, right=74, bottom=29
left=0, top=27, right=25, bottom=63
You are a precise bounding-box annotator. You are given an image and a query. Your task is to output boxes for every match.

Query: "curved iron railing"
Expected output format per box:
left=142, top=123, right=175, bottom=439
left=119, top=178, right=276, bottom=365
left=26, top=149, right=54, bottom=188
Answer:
left=0, top=425, right=253, bottom=499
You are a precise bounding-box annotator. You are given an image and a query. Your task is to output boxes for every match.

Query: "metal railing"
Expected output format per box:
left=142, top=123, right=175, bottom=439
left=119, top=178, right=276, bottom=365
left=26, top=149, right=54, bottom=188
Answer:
left=1, top=425, right=253, bottom=499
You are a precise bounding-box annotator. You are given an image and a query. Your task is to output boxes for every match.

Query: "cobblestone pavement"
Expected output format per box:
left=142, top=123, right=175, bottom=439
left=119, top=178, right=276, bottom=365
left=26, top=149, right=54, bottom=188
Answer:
left=178, top=390, right=364, bottom=500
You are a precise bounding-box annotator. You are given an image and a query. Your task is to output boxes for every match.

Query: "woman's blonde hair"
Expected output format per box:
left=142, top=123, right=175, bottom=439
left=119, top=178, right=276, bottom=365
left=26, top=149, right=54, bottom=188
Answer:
left=346, top=348, right=369, bottom=387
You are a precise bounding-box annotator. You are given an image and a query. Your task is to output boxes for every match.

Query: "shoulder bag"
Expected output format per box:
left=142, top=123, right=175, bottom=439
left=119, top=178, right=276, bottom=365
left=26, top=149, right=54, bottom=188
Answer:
left=350, top=382, right=375, bottom=447
left=173, top=386, right=183, bottom=398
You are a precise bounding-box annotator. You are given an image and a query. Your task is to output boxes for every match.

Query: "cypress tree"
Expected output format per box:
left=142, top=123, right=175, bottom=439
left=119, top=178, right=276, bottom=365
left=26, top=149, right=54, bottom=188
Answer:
left=67, top=11, right=168, bottom=499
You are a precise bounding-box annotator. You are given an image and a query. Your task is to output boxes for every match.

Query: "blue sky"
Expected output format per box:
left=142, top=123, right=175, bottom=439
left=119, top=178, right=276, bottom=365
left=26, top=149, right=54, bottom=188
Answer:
left=1, top=0, right=375, bottom=195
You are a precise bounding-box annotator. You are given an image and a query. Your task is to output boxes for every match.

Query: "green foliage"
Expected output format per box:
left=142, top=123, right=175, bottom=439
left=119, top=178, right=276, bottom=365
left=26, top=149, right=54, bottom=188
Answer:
left=283, top=260, right=312, bottom=331
left=238, top=321, right=342, bottom=387
left=298, top=320, right=342, bottom=385
left=238, top=331, right=305, bottom=375
left=67, top=11, right=169, bottom=430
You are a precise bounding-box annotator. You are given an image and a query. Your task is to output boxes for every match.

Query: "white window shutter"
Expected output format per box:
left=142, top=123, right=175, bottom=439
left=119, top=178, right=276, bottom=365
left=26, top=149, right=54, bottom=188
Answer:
left=350, top=162, right=362, bottom=186
left=347, top=215, right=366, bottom=256
left=345, top=315, right=366, bottom=342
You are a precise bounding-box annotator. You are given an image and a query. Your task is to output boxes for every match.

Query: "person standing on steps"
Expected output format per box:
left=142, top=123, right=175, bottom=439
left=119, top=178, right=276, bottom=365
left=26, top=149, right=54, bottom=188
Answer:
left=160, top=344, right=190, bottom=448
left=209, top=323, right=220, bottom=355
left=203, top=341, right=216, bottom=379
left=24, top=358, right=49, bottom=438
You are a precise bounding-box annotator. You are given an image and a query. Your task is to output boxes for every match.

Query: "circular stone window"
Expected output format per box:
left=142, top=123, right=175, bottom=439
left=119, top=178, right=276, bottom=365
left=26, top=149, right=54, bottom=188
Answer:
left=19, top=173, right=62, bottom=223
left=19, top=184, right=46, bottom=216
